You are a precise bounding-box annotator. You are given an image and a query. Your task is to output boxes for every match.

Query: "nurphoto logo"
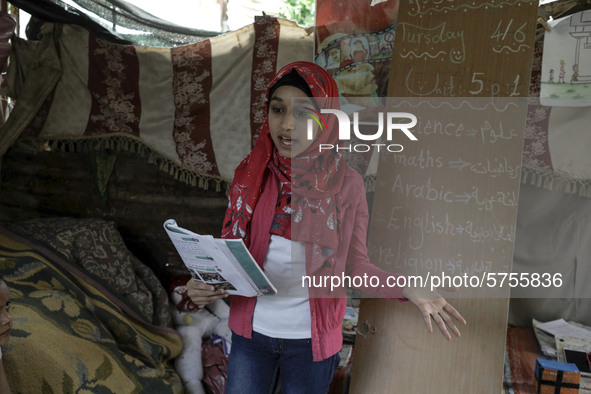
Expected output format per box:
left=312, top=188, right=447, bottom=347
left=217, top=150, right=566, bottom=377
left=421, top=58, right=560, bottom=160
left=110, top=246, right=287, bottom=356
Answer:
left=306, top=109, right=418, bottom=153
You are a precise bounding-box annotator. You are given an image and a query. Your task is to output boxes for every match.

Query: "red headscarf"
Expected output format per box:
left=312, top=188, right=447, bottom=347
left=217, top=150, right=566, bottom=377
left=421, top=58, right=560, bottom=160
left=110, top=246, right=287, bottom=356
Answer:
left=222, top=61, right=345, bottom=273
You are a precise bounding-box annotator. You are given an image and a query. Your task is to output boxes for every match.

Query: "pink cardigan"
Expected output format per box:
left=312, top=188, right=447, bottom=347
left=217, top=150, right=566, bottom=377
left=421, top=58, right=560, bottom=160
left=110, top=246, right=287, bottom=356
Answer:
left=228, top=166, right=406, bottom=361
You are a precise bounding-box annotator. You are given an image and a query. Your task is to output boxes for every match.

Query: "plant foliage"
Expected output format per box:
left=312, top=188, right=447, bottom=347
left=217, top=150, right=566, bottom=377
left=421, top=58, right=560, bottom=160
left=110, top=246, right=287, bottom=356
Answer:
left=279, top=0, right=315, bottom=26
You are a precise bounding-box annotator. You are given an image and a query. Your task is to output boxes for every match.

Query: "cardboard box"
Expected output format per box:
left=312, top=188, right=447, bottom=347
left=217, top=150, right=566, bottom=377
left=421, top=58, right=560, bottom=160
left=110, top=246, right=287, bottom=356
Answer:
left=535, top=358, right=580, bottom=393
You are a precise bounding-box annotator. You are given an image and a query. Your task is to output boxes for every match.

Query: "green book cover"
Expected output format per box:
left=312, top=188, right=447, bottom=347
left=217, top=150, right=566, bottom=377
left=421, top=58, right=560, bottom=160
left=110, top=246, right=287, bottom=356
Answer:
left=224, top=240, right=276, bottom=295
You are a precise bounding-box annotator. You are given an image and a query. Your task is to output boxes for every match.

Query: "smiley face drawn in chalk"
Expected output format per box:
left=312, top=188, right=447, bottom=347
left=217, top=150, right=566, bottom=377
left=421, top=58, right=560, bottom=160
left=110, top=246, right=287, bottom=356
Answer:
left=449, top=46, right=465, bottom=64
left=405, top=67, right=440, bottom=96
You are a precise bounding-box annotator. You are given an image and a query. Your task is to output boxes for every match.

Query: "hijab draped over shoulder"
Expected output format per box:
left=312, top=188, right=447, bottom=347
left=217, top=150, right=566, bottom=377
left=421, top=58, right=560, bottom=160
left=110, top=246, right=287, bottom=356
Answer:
left=222, top=61, right=345, bottom=273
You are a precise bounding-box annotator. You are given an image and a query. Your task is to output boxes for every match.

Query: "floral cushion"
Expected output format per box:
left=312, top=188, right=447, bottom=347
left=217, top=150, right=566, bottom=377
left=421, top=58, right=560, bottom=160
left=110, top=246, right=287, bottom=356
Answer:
left=10, top=217, right=171, bottom=326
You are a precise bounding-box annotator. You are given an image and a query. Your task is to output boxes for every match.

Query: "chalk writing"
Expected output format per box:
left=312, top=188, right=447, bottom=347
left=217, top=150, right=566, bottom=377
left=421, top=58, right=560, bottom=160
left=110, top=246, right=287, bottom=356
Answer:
left=492, top=44, right=531, bottom=54
left=456, top=187, right=518, bottom=210
left=391, top=175, right=454, bottom=203
left=490, top=19, right=528, bottom=45
left=392, top=99, right=522, bottom=112
left=463, top=223, right=515, bottom=243
left=448, top=158, right=521, bottom=179
left=412, top=119, right=475, bottom=137
left=391, top=149, right=444, bottom=169
left=445, top=258, right=507, bottom=277
left=367, top=0, right=536, bottom=305
left=465, top=72, right=523, bottom=97
left=398, top=22, right=465, bottom=64
left=407, top=0, right=532, bottom=17
left=384, top=206, right=516, bottom=249
left=471, top=120, right=519, bottom=143
left=371, top=242, right=509, bottom=278
left=389, top=171, right=520, bottom=208
left=370, top=241, right=449, bottom=272
left=404, top=68, right=524, bottom=97
left=404, top=68, right=456, bottom=96
left=411, top=117, right=520, bottom=143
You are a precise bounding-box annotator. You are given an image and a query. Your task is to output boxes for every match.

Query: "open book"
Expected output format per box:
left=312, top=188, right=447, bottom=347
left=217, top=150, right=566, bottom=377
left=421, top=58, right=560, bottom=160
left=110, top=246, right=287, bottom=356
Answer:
left=164, top=219, right=277, bottom=297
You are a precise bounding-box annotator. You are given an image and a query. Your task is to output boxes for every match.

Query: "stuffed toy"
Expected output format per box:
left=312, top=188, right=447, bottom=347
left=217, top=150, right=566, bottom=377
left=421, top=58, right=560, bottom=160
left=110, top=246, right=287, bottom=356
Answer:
left=170, top=285, right=231, bottom=394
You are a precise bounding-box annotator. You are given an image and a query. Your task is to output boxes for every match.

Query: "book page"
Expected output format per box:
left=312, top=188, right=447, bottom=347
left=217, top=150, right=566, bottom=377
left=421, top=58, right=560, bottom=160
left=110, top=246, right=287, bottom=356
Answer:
left=536, top=318, right=591, bottom=340
left=164, top=219, right=259, bottom=296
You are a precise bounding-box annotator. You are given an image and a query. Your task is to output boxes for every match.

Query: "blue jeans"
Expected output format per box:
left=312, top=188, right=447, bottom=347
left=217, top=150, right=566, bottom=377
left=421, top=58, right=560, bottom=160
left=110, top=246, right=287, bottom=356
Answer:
left=225, top=331, right=340, bottom=394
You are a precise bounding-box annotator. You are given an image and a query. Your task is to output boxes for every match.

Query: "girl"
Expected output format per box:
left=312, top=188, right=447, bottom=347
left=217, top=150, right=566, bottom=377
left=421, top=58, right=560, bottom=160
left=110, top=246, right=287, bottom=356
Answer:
left=187, top=61, right=465, bottom=393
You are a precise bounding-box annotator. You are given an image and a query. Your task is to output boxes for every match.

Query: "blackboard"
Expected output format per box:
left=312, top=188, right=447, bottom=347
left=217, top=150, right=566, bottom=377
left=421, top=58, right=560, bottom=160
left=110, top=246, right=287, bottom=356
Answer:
left=368, top=97, right=527, bottom=298
left=350, top=1, right=539, bottom=393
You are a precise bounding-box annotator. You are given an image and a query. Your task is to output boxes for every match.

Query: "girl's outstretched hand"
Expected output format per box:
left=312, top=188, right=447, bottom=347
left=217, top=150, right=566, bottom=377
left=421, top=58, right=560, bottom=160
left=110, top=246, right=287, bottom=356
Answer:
left=401, top=286, right=467, bottom=340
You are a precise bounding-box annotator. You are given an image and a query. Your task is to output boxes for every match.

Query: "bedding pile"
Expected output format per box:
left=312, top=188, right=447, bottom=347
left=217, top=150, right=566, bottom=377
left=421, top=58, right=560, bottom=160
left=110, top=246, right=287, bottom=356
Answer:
left=0, top=220, right=183, bottom=393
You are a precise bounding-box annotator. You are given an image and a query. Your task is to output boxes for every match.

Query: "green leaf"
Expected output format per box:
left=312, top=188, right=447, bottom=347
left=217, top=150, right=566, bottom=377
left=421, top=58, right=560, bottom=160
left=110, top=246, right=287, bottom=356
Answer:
left=94, top=356, right=113, bottom=381
left=62, top=372, right=74, bottom=394
left=41, top=379, right=55, bottom=394
left=9, top=328, right=31, bottom=338
left=88, top=384, right=116, bottom=394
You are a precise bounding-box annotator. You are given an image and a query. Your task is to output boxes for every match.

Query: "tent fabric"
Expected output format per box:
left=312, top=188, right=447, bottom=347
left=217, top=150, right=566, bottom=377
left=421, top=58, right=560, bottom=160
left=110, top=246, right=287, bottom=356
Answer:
left=521, top=10, right=591, bottom=198
left=511, top=11, right=591, bottom=323
left=509, top=181, right=591, bottom=327
left=0, top=17, right=314, bottom=190
left=9, top=0, right=133, bottom=44
left=9, top=0, right=219, bottom=46
left=510, top=4, right=591, bottom=326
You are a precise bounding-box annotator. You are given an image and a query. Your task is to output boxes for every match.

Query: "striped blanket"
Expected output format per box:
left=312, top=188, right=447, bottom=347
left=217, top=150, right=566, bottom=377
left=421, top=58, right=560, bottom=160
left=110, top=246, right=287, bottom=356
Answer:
left=0, top=17, right=313, bottom=190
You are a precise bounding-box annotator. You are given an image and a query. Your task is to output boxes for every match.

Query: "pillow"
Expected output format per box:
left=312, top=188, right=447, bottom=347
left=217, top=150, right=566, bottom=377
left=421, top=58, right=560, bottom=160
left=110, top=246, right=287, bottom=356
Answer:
left=10, top=217, right=170, bottom=326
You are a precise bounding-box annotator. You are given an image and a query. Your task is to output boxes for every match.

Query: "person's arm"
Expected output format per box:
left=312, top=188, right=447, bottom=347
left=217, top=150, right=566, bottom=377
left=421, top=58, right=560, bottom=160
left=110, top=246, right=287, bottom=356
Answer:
left=400, top=285, right=465, bottom=340
left=343, top=175, right=466, bottom=339
left=0, top=359, right=11, bottom=394
left=343, top=179, right=405, bottom=298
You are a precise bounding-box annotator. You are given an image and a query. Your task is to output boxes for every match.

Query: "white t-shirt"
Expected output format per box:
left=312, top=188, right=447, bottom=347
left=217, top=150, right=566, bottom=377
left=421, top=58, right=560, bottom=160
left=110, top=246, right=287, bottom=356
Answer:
left=252, top=235, right=311, bottom=339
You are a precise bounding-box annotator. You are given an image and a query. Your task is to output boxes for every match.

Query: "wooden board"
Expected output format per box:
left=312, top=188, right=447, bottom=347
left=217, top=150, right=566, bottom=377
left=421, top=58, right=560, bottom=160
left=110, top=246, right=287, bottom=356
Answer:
left=351, top=298, right=509, bottom=392
left=390, top=0, right=537, bottom=98
left=349, top=1, right=538, bottom=392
